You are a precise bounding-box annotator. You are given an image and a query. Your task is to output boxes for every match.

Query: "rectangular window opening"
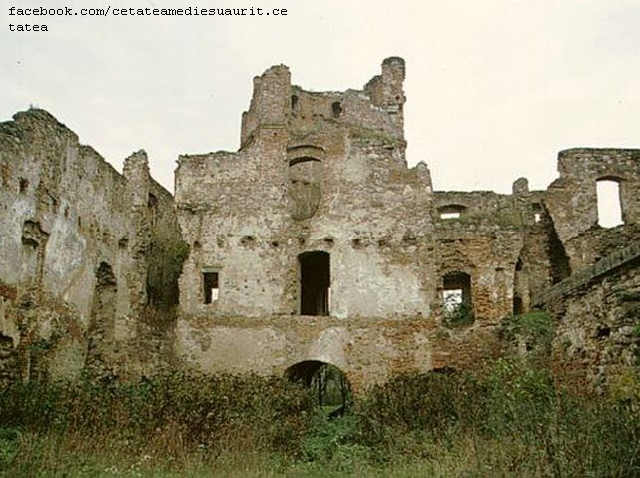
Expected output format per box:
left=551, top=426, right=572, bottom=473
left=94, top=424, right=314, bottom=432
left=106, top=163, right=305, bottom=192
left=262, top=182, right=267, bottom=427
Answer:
left=442, top=272, right=471, bottom=312
left=442, top=272, right=473, bottom=323
left=596, top=179, right=623, bottom=228
left=203, top=271, right=219, bottom=304
left=299, top=251, right=330, bottom=316
left=438, top=205, right=467, bottom=220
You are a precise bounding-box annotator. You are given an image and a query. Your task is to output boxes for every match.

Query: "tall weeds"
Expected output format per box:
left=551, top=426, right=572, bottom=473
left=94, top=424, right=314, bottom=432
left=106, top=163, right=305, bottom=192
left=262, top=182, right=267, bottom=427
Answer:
left=1, top=362, right=639, bottom=476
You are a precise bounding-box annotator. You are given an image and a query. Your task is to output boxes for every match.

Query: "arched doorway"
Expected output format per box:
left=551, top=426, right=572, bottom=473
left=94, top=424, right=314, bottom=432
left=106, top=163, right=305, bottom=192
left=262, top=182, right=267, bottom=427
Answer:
left=285, top=360, right=350, bottom=416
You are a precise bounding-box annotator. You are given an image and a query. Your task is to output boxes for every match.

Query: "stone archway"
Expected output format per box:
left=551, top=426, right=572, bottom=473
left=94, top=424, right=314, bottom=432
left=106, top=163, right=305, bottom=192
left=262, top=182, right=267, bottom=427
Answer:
left=285, top=360, right=351, bottom=416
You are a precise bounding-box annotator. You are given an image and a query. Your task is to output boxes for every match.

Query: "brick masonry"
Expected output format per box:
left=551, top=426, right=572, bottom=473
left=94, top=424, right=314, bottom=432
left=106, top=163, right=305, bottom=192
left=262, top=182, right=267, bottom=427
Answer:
left=0, top=58, right=638, bottom=391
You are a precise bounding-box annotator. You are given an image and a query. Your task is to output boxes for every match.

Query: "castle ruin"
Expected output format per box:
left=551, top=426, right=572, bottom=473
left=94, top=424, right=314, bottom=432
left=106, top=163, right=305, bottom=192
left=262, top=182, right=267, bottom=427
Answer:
left=1, top=58, right=639, bottom=391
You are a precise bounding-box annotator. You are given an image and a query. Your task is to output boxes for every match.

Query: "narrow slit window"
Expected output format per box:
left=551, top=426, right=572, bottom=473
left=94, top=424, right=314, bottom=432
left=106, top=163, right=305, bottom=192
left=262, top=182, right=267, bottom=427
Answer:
left=148, top=193, right=158, bottom=227
left=596, top=178, right=623, bottom=228
left=203, top=271, right=219, bottom=304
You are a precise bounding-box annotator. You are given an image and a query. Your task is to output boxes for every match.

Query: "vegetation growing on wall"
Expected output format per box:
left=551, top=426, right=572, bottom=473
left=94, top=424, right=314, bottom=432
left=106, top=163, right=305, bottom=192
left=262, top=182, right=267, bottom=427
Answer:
left=500, top=310, right=555, bottom=359
left=146, top=233, right=189, bottom=312
left=443, top=299, right=475, bottom=327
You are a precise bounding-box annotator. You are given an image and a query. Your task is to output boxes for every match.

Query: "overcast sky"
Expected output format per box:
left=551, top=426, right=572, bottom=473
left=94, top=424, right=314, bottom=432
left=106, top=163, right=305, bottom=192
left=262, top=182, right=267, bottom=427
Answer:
left=2, top=0, right=639, bottom=195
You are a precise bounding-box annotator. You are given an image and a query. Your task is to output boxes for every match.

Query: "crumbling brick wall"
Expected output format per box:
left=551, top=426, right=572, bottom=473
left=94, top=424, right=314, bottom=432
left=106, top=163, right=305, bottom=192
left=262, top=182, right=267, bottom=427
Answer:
left=547, top=256, right=640, bottom=393
left=1, top=59, right=638, bottom=391
left=0, top=110, right=186, bottom=381
left=544, top=148, right=640, bottom=269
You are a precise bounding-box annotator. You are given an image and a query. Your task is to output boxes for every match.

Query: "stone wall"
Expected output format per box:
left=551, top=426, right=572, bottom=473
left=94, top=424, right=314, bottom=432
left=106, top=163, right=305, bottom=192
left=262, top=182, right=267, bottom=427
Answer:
left=544, top=148, right=640, bottom=270
left=174, top=314, right=502, bottom=392
left=547, top=255, right=640, bottom=392
left=173, top=59, right=544, bottom=388
left=1, top=58, right=638, bottom=392
left=176, top=58, right=433, bottom=321
left=174, top=59, right=639, bottom=389
left=0, top=109, right=185, bottom=382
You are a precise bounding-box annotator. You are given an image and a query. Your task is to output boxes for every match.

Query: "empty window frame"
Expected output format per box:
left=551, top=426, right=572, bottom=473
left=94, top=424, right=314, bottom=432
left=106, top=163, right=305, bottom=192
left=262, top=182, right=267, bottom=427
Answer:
left=203, top=271, right=219, bottom=304
left=438, top=205, right=467, bottom=220
left=331, top=101, right=342, bottom=118
left=596, top=178, right=623, bottom=228
left=298, top=251, right=330, bottom=316
left=442, top=272, right=472, bottom=312
left=532, top=203, right=543, bottom=223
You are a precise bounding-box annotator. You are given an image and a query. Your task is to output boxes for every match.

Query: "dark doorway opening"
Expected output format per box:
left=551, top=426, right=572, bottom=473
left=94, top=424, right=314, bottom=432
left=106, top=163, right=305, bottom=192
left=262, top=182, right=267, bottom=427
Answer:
left=285, top=360, right=351, bottom=416
left=299, top=251, right=330, bottom=316
left=547, top=226, right=571, bottom=285
left=513, top=295, right=523, bottom=315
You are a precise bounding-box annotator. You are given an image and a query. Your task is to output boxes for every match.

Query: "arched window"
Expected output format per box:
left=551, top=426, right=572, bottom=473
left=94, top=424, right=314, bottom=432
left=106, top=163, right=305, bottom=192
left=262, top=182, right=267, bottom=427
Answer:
left=596, top=178, right=623, bottom=228
left=531, top=203, right=543, bottom=224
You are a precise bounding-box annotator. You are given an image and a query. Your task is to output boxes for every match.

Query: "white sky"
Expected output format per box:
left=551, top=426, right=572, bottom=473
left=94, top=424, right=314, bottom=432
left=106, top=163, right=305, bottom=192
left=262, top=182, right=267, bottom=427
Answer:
left=2, top=0, right=639, bottom=196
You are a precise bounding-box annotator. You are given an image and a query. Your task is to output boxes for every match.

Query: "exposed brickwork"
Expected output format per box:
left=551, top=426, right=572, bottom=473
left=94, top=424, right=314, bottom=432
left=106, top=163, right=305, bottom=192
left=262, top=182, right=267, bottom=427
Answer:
left=547, top=258, right=640, bottom=392
left=0, top=58, right=638, bottom=391
left=0, top=110, right=186, bottom=380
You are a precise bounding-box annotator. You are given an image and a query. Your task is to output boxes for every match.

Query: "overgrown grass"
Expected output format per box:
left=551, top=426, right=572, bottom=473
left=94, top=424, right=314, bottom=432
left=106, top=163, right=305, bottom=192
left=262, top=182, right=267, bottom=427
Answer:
left=1, top=362, right=639, bottom=477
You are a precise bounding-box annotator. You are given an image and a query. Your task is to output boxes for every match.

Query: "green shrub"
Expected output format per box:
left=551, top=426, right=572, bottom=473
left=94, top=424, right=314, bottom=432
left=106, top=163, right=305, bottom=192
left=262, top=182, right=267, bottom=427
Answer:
left=356, top=370, right=484, bottom=447
left=500, top=311, right=554, bottom=342
left=2, top=363, right=640, bottom=476
left=483, top=357, right=556, bottom=436
left=0, top=427, right=20, bottom=469
left=301, top=414, right=365, bottom=463
left=500, top=311, right=555, bottom=363
left=0, top=370, right=316, bottom=457
left=443, top=300, right=475, bottom=327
